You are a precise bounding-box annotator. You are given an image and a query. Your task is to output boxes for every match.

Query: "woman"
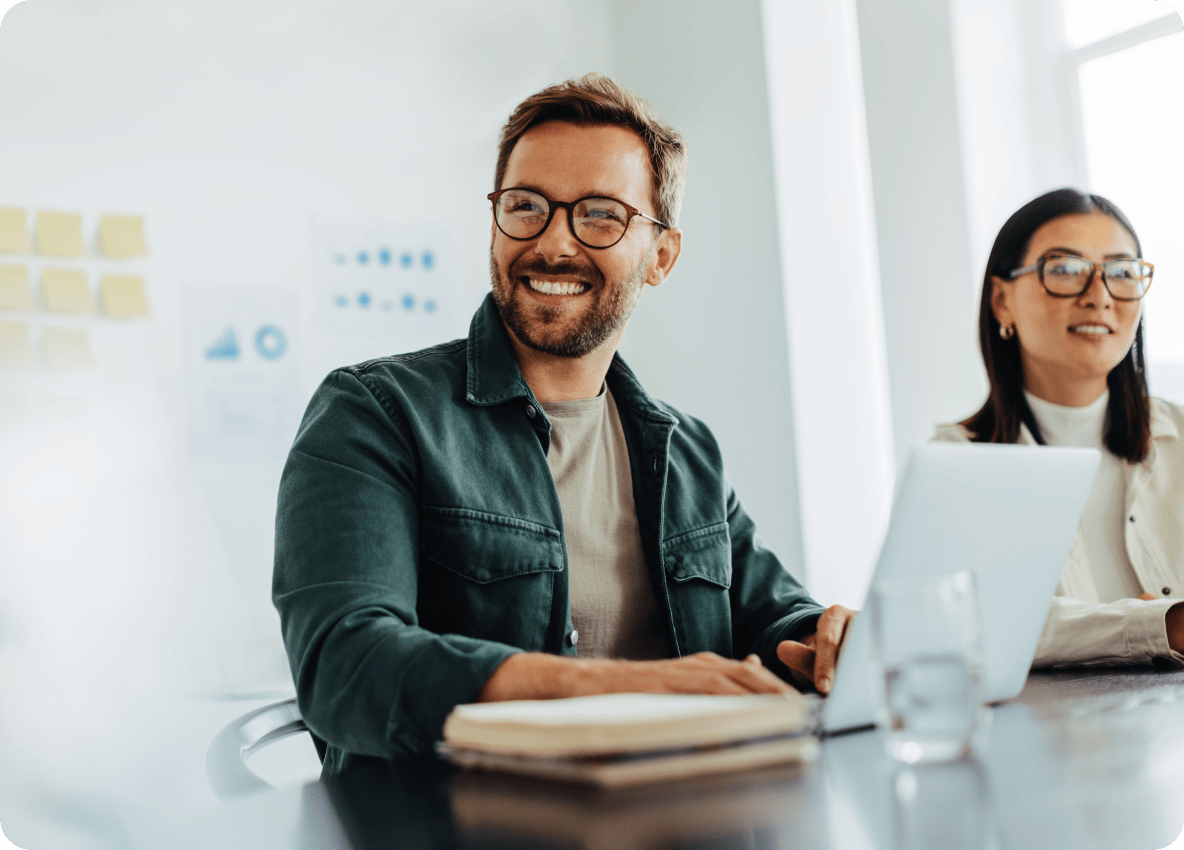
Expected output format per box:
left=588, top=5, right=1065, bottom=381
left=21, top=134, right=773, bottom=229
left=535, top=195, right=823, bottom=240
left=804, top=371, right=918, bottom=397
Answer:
left=935, top=188, right=1184, bottom=667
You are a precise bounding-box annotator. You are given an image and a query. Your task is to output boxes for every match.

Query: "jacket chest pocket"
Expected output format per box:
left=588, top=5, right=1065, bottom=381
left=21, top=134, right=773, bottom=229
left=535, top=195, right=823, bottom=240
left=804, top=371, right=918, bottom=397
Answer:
left=417, top=506, right=564, bottom=651
left=663, top=523, right=732, bottom=655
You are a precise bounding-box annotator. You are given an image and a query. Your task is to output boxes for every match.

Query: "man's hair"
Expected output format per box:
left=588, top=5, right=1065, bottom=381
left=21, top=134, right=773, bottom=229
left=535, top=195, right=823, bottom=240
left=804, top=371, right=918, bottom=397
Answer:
left=494, top=73, right=687, bottom=227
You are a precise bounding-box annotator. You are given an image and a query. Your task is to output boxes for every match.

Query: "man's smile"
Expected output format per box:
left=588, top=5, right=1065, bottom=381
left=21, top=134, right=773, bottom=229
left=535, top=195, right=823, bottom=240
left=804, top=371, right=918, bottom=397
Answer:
left=525, top=278, right=591, bottom=296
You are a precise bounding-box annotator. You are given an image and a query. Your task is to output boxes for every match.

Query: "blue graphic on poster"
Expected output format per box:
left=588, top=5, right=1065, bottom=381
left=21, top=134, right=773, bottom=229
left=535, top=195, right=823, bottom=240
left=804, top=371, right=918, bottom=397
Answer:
left=205, top=328, right=240, bottom=360
left=313, top=218, right=460, bottom=343
left=185, top=283, right=301, bottom=461
left=254, top=325, right=287, bottom=360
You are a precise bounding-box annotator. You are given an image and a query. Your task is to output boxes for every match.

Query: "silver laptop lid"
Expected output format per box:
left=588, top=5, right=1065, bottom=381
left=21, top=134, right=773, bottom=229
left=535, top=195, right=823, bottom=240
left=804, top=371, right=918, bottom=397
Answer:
left=822, top=443, right=1100, bottom=733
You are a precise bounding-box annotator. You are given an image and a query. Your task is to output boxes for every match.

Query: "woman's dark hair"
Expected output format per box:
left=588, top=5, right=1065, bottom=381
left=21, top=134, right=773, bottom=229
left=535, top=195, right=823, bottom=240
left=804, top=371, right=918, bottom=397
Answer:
left=961, top=187, right=1151, bottom=462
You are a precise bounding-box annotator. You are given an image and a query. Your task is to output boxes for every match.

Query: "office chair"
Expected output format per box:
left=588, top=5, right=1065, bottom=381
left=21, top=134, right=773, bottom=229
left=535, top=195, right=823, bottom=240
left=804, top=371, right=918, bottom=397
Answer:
left=205, top=698, right=328, bottom=801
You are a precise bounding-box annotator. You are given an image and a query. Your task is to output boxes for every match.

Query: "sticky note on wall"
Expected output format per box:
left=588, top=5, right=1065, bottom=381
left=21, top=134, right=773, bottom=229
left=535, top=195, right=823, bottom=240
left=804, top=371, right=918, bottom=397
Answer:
left=99, top=274, right=149, bottom=318
left=42, top=395, right=88, bottom=424
left=0, top=264, right=34, bottom=311
left=98, top=214, right=147, bottom=258
left=43, top=268, right=92, bottom=313
left=0, top=208, right=30, bottom=254
left=35, top=211, right=85, bottom=257
left=0, top=319, right=34, bottom=366
left=0, top=391, right=29, bottom=428
left=42, top=325, right=95, bottom=368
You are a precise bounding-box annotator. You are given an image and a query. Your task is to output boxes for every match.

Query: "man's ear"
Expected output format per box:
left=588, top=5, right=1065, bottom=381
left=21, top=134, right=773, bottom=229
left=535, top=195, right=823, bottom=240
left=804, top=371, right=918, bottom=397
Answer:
left=990, top=275, right=1014, bottom=330
left=644, top=227, right=682, bottom=288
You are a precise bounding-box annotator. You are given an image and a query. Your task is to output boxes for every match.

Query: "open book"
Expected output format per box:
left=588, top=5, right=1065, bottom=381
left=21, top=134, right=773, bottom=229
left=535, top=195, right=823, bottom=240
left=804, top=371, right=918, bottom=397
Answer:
left=439, top=692, right=817, bottom=787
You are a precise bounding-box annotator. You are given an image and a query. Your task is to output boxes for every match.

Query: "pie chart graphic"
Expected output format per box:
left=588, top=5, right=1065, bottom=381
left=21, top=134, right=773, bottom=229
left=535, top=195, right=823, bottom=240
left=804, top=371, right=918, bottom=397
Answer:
left=255, top=325, right=287, bottom=361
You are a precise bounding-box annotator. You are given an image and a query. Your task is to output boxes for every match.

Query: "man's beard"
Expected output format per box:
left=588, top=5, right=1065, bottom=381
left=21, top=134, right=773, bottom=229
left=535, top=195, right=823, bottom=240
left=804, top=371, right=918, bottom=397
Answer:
left=489, top=248, right=652, bottom=359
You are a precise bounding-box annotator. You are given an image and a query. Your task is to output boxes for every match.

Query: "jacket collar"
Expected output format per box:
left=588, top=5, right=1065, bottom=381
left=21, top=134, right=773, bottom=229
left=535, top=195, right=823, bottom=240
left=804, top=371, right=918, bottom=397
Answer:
left=606, top=354, right=678, bottom=426
left=463, top=292, right=677, bottom=425
left=465, top=294, right=535, bottom=407
left=1151, top=398, right=1179, bottom=442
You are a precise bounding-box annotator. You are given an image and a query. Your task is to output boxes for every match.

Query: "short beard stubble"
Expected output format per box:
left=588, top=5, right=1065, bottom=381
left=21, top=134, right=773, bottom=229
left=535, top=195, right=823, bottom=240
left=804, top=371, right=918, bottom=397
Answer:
left=489, top=245, right=653, bottom=359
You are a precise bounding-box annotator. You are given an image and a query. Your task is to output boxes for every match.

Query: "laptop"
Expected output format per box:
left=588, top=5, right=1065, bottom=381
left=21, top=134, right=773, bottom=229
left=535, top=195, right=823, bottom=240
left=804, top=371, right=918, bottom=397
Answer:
left=821, top=442, right=1100, bottom=734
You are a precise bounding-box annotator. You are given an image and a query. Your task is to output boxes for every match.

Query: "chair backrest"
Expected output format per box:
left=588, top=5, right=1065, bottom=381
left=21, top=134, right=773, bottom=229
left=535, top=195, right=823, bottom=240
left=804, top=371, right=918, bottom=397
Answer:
left=206, top=698, right=318, bottom=801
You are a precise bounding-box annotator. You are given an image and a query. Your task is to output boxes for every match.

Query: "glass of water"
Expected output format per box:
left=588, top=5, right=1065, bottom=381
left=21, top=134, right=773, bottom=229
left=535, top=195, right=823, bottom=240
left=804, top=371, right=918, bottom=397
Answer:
left=870, top=570, right=987, bottom=764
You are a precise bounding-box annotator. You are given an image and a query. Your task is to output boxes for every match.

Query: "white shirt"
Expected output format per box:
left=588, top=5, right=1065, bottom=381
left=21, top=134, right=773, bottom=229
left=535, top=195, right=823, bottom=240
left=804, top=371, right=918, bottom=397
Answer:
left=1024, top=390, right=1143, bottom=602
left=934, top=397, right=1184, bottom=668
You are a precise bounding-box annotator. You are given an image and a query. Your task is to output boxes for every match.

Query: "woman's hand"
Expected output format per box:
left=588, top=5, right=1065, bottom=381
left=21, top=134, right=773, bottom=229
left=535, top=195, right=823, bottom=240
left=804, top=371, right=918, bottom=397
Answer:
left=1136, top=593, right=1184, bottom=653
left=1166, top=603, right=1184, bottom=653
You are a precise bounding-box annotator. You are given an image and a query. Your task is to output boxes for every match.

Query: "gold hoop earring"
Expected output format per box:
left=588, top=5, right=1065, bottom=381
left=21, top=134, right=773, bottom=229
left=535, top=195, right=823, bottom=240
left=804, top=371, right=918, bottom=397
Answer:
left=999, top=324, right=1015, bottom=340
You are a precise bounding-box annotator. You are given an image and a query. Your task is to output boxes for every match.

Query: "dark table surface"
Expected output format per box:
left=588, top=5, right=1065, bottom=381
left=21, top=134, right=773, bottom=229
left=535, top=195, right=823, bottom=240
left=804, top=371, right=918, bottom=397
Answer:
left=158, top=668, right=1184, bottom=850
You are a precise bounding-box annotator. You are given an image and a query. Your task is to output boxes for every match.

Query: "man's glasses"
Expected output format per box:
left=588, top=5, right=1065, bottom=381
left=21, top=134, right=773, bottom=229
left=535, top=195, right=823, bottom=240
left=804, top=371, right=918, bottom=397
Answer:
left=488, top=188, right=669, bottom=249
left=1009, top=252, right=1154, bottom=301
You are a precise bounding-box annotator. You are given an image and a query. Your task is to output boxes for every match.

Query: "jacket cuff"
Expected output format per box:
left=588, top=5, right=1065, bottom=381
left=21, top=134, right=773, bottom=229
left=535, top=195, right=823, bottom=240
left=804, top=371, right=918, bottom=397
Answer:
left=389, top=639, right=523, bottom=752
left=751, top=607, right=826, bottom=684
left=1126, top=599, right=1184, bottom=666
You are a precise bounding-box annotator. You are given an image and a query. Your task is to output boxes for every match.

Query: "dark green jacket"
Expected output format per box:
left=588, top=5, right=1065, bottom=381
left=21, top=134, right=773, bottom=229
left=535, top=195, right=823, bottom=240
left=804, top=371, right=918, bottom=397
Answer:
left=273, top=294, right=824, bottom=775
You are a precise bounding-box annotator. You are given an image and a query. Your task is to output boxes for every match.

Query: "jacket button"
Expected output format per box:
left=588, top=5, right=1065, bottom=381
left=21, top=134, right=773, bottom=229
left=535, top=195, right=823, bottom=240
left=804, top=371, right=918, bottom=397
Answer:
left=1129, top=516, right=1136, bottom=523
left=568, top=629, right=579, bottom=647
left=1163, top=588, right=1172, bottom=596
left=525, top=404, right=536, bottom=418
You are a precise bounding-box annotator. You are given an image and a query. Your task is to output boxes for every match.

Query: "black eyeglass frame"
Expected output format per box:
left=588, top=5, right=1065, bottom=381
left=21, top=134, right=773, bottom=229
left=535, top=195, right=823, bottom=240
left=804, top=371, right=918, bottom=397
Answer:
left=1008, top=252, right=1155, bottom=302
left=487, top=188, right=670, bottom=250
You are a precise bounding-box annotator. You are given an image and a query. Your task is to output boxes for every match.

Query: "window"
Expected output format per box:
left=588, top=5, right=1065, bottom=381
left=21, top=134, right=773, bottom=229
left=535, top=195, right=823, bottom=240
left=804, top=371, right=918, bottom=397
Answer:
left=1066, top=0, right=1184, bottom=398
left=1062, top=0, right=1177, bottom=49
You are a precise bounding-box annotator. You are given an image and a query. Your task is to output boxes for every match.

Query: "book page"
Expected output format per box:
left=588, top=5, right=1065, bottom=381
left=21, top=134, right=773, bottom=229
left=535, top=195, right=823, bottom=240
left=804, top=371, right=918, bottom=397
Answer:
left=451, top=693, right=804, bottom=727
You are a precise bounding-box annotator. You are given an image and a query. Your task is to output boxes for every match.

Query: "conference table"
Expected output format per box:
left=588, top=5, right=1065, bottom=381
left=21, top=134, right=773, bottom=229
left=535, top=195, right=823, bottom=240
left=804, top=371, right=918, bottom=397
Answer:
left=164, top=668, right=1184, bottom=850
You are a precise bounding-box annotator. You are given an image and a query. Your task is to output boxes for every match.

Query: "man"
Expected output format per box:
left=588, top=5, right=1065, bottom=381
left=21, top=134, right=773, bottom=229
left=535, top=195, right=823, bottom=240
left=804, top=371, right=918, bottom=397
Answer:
left=274, top=74, right=852, bottom=774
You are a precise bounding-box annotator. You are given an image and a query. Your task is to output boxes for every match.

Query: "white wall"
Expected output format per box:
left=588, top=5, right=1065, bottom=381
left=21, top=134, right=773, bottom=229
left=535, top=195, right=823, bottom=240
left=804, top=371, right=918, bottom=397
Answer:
left=760, top=0, right=895, bottom=609
left=949, top=0, right=1087, bottom=290
left=612, top=0, right=807, bottom=580
left=853, top=0, right=988, bottom=466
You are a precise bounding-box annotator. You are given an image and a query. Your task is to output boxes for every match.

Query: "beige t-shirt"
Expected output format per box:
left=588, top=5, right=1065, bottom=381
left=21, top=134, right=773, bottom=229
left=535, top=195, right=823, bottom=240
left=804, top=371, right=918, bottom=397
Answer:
left=540, top=388, right=668, bottom=660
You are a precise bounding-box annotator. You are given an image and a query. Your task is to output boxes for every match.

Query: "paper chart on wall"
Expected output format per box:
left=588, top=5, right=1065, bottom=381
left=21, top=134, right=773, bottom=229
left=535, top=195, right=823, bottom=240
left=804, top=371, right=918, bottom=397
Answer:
left=311, top=217, right=461, bottom=344
left=184, top=283, right=301, bottom=461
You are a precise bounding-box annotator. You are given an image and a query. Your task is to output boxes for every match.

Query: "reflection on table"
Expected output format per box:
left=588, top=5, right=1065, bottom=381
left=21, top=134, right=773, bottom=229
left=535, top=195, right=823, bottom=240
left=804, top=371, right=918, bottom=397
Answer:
left=156, top=668, right=1184, bottom=850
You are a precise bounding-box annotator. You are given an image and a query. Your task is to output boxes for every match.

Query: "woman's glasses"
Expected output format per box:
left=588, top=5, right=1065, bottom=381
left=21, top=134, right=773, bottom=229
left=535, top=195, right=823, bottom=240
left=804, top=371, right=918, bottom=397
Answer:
left=1009, top=252, right=1154, bottom=301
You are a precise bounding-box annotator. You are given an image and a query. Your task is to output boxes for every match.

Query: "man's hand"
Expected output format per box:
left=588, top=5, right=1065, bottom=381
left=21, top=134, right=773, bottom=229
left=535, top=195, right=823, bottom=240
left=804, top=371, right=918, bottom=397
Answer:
left=477, top=651, right=793, bottom=703
left=775, top=605, right=855, bottom=695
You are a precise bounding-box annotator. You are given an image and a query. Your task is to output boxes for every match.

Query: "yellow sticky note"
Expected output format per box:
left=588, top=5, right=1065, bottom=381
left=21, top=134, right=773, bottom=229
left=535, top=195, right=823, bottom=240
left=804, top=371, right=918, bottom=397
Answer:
left=98, top=214, right=147, bottom=258
left=36, top=211, right=85, bottom=257
left=0, top=319, right=34, bottom=366
left=0, top=391, right=29, bottom=428
left=43, top=267, right=92, bottom=313
left=0, top=264, right=34, bottom=311
left=42, top=325, right=95, bottom=368
left=99, top=274, right=149, bottom=318
left=0, top=208, right=30, bottom=254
